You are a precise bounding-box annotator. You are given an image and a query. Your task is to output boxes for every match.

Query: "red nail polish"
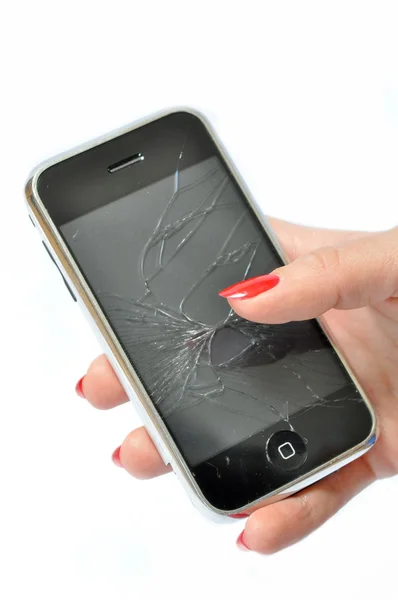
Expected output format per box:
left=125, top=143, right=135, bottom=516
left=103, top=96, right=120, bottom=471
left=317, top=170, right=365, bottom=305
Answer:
left=219, top=274, right=280, bottom=299
left=112, top=446, right=123, bottom=468
left=236, top=531, right=250, bottom=551
left=230, top=513, right=249, bottom=519
left=75, top=377, right=85, bottom=398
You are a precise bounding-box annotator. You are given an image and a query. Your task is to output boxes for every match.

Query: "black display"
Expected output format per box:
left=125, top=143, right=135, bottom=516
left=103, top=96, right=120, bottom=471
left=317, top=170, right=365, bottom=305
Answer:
left=37, top=112, right=373, bottom=510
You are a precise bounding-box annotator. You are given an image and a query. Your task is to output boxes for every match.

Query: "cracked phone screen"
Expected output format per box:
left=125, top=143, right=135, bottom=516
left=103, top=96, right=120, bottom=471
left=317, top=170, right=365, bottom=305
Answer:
left=61, top=150, right=359, bottom=467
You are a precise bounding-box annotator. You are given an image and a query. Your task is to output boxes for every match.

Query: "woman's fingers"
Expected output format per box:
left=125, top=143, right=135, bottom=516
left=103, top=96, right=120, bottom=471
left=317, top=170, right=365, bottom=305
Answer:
left=79, top=360, right=171, bottom=478
left=239, top=457, right=375, bottom=554
left=118, top=427, right=172, bottom=479
left=223, top=227, right=398, bottom=323
left=78, top=362, right=171, bottom=479
left=77, top=354, right=128, bottom=410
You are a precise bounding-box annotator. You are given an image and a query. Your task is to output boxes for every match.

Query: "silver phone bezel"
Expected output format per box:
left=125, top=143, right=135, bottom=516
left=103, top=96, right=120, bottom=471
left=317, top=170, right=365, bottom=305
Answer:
left=25, top=107, right=377, bottom=518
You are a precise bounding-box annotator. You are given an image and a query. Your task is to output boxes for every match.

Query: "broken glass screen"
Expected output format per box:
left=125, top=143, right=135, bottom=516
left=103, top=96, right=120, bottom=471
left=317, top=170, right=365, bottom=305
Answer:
left=61, top=154, right=359, bottom=467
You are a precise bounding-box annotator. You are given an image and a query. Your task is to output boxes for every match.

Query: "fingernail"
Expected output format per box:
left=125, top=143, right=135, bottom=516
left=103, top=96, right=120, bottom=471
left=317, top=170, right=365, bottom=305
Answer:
left=236, top=531, right=251, bottom=551
left=230, top=513, right=250, bottom=519
left=112, top=446, right=123, bottom=468
left=219, top=274, right=280, bottom=299
left=75, top=376, right=85, bottom=398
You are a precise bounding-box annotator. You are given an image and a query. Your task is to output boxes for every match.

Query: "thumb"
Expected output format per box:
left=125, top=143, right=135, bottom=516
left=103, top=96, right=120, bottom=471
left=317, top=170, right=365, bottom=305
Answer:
left=220, top=227, right=398, bottom=324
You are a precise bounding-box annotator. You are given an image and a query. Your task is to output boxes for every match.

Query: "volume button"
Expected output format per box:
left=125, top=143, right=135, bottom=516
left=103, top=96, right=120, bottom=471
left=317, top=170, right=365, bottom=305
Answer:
left=42, top=242, right=77, bottom=302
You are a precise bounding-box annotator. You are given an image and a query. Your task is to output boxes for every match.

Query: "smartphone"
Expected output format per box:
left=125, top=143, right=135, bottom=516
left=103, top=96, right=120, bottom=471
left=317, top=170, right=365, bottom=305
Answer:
left=25, top=109, right=376, bottom=519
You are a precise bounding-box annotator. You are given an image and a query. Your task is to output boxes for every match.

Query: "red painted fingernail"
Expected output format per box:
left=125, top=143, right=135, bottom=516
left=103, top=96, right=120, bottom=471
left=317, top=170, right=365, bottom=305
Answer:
left=236, top=530, right=250, bottom=551
left=219, top=274, right=280, bottom=299
left=75, top=376, right=85, bottom=398
left=230, top=513, right=250, bottom=519
left=112, top=446, right=123, bottom=468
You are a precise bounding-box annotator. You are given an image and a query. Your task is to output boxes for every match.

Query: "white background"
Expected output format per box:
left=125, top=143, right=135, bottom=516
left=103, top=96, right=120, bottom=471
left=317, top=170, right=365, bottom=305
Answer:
left=1, top=2, right=398, bottom=599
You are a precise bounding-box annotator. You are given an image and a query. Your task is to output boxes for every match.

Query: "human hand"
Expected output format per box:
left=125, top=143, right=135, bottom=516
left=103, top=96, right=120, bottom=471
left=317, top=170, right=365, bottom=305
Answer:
left=76, top=218, right=398, bottom=554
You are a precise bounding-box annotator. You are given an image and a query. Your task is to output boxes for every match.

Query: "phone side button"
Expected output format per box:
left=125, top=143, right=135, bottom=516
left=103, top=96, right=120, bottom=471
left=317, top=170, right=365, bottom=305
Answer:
left=60, top=274, right=77, bottom=302
left=42, top=242, right=77, bottom=302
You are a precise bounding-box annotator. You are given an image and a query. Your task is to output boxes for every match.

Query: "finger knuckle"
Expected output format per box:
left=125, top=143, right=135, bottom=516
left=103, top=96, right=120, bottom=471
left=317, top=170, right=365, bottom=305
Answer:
left=305, top=245, right=342, bottom=275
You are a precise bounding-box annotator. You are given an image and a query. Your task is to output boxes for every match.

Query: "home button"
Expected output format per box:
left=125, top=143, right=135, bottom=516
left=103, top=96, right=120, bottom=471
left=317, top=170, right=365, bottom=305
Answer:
left=266, top=430, right=308, bottom=471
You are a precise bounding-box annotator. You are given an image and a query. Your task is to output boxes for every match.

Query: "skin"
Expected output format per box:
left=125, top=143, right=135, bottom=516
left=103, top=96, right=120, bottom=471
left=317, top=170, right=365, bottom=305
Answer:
left=79, top=218, right=398, bottom=554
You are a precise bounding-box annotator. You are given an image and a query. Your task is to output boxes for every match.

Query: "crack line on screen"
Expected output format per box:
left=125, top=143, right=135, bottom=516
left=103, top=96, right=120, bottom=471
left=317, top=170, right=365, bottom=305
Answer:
left=99, top=134, right=360, bottom=433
